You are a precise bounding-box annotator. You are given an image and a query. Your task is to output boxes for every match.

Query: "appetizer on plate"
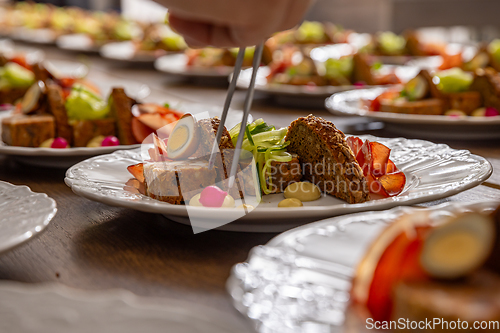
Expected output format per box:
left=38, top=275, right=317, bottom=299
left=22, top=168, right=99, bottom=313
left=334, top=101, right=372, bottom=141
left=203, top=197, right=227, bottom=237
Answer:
left=441, top=39, right=500, bottom=72
left=127, top=115, right=406, bottom=208
left=367, top=30, right=445, bottom=58
left=353, top=203, right=500, bottom=328
left=0, top=2, right=145, bottom=47
left=367, top=67, right=500, bottom=117
left=138, top=23, right=187, bottom=54
left=265, top=21, right=352, bottom=48
left=186, top=46, right=268, bottom=69
left=1, top=62, right=182, bottom=149
left=267, top=49, right=401, bottom=87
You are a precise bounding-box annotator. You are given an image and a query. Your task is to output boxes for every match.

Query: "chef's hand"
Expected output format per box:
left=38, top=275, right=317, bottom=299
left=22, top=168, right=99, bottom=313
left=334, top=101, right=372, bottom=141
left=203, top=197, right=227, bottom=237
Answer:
left=154, top=0, right=314, bottom=47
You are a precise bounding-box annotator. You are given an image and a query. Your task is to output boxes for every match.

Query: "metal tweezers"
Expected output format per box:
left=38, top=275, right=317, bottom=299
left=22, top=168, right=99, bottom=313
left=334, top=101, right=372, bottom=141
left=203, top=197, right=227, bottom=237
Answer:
left=208, top=42, right=264, bottom=188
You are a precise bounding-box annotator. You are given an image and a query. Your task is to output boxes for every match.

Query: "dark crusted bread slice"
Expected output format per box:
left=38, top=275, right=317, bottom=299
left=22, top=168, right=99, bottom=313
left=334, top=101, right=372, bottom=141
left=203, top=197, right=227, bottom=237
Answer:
left=352, top=53, right=376, bottom=86
left=46, top=83, right=72, bottom=143
left=470, top=67, right=500, bottom=111
left=193, top=117, right=234, bottom=158
left=109, top=88, right=137, bottom=145
left=70, top=118, right=116, bottom=147
left=285, top=115, right=369, bottom=204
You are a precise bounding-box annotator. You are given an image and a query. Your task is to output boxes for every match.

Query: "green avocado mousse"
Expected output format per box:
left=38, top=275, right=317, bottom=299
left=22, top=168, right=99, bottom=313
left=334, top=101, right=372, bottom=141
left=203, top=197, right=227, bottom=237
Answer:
left=65, top=84, right=109, bottom=120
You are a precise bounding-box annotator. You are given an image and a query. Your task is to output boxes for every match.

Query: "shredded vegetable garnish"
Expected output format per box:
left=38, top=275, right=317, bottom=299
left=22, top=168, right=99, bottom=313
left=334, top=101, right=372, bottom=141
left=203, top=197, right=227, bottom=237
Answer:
left=230, top=119, right=292, bottom=194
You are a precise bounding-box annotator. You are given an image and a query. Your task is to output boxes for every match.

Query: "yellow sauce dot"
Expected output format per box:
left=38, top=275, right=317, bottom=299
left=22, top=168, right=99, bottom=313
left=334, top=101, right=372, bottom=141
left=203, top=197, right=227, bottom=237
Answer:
left=278, top=198, right=303, bottom=208
left=222, top=195, right=235, bottom=208
left=284, top=182, right=322, bottom=202
left=189, top=193, right=203, bottom=206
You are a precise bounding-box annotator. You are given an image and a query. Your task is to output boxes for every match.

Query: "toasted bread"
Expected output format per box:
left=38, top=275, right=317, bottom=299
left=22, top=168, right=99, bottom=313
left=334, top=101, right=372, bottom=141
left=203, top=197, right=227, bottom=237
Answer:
left=46, top=83, right=72, bottom=143
left=109, top=88, right=137, bottom=145
left=285, top=115, right=369, bottom=204
left=445, top=91, right=482, bottom=115
left=70, top=118, right=116, bottom=147
left=380, top=98, right=445, bottom=115
left=353, top=53, right=376, bottom=85
left=2, top=114, right=55, bottom=147
left=470, top=68, right=500, bottom=111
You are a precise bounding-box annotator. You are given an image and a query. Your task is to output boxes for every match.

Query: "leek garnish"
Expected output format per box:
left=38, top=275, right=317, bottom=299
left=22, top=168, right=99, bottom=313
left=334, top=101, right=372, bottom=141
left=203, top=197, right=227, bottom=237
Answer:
left=230, top=119, right=292, bottom=194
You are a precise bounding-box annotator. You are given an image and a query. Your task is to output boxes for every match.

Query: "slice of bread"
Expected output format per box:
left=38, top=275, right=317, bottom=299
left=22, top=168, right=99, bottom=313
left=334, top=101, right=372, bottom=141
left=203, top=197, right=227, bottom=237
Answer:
left=109, top=88, right=137, bottom=145
left=285, top=115, right=369, bottom=204
left=46, top=83, right=72, bottom=143
left=70, top=118, right=116, bottom=147
left=380, top=98, right=445, bottom=115
left=353, top=53, right=376, bottom=85
left=470, top=68, right=500, bottom=111
left=2, top=114, right=55, bottom=147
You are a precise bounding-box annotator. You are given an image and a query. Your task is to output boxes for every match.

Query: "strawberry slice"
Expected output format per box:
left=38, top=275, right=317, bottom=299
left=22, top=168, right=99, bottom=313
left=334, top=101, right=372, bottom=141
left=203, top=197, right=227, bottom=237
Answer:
left=127, top=163, right=145, bottom=183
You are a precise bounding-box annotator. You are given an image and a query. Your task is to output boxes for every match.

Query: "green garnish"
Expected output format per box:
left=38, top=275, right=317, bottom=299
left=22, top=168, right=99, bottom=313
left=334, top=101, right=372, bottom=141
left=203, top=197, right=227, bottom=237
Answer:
left=65, top=84, right=109, bottom=120
left=0, top=62, right=35, bottom=88
left=295, top=21, right=326, bottom=43
left=488, top=39, right=500, bottom=64
left=230, top=119, right=291, bottom=195
left=324, top=56, right=353, bottom=83
left=378, top=31, right=406, bottom=55
left=434, top=68, right=473, bottom=93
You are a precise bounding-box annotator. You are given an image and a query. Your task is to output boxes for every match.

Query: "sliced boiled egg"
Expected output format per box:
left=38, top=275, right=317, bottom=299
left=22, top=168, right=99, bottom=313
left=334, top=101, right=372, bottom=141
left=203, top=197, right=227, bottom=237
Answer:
left=420, top=212, right=495, bottom=279
left=167, top=114, right=199, bottom=159
left=21, top=81, right=45, bottom=114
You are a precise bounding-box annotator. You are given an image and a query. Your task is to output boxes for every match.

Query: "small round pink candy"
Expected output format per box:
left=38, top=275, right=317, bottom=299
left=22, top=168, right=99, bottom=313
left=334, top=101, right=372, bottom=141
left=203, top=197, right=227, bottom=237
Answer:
left=354, top=81, right=366, bottom=88
left=485, top=107, right=500, bottom=117
left=101, top=136, right=120, bottom=147
left=199, top=186, right=228, bottom=208
left=51, top=137, right=69, bottom=149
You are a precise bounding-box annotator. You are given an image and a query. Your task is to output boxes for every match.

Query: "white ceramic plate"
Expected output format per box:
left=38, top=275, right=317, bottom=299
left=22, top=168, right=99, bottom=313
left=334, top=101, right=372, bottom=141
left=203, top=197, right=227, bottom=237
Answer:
left=236, top=66, right=419, bottom=99
left=0, top=282, right=253, bottom=333
left=155, top=53, right=235, bottom=78
left=8, top=27, right=56, bottom=44
left=56, top=34, right=101, bottom=53
left=226, top=201, right=500, bottom=333
left=0, top=181, right=57, bottom=255
left=326, top=87, right=500, bottom=140
left=64, top=134, right=491, bottom=233
left=100, top=41, right=164, bottom=64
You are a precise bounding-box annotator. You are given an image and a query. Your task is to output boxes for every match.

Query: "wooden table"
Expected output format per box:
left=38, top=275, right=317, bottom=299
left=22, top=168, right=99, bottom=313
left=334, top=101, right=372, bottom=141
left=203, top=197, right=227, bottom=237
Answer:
left=0, top=45, right=499, bottom=325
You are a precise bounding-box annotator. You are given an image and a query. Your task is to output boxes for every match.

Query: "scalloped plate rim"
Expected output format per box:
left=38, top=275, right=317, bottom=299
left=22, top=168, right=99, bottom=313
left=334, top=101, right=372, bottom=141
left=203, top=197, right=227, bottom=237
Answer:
left=326, top=87, right=500, bottom=125
left=0, top=181, right=57, bottom=255
left=64, top=135, right=492, bottom=230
